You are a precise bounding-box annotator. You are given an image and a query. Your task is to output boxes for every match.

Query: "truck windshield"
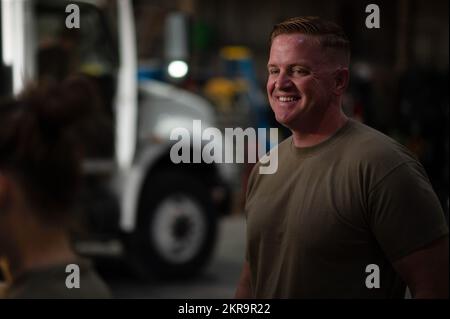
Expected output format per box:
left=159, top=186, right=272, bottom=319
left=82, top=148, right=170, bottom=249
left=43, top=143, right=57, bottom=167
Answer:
left=34, top=1, right=119, bottom=159
left=35, top=1, right=118, bottom=82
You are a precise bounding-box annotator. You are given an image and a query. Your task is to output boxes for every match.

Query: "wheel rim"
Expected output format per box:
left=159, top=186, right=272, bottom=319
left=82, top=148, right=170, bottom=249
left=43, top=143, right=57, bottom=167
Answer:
left=150, top=194, right=207, bottom=264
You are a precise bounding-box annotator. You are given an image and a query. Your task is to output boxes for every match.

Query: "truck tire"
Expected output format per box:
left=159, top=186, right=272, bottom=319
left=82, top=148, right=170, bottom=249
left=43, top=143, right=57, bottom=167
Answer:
left=130, top=170, right=218, bottom=279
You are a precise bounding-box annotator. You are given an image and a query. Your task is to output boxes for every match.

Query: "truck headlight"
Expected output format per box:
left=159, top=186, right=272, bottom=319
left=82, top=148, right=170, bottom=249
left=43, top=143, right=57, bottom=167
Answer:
left=167, top=60, right=188, bottom=79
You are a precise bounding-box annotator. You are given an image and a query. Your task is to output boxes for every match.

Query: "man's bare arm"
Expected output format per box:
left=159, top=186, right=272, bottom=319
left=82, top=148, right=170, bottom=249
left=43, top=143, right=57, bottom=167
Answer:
left=235, top=261, right=253, bottom=298
left=393, top=235, right=449, bottom=298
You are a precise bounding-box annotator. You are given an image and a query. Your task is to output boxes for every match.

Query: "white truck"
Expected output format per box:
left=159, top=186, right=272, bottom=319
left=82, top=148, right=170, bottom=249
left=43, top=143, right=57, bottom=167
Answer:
left=0, top=0, right=234, bottom=277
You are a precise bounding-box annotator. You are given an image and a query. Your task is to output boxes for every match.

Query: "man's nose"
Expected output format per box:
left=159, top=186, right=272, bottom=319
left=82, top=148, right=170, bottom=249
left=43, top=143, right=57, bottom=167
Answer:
left=275, top=72, right=293, bottom=90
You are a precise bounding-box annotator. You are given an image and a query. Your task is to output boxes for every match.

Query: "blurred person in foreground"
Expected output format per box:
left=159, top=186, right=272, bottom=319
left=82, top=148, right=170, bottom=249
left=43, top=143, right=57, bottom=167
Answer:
left=235, top=16, right=449, bottom=299
left=0, top=77, right=111, bottom=298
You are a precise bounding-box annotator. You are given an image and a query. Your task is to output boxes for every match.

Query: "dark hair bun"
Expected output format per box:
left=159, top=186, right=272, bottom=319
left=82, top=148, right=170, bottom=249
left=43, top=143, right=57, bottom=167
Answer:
left=0, top=75, right=103, bottom=219
left=22, top=76, right=98, bottom=137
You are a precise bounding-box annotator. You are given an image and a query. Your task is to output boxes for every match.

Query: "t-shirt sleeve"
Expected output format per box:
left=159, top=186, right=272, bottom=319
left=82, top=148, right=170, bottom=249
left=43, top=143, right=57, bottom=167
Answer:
left=367, top=161, right=449, bottom=262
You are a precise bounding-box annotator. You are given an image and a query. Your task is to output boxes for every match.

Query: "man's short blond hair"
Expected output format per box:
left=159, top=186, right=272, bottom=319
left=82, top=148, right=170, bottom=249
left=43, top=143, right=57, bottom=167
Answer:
left=270, top=16, right=351, bottom=66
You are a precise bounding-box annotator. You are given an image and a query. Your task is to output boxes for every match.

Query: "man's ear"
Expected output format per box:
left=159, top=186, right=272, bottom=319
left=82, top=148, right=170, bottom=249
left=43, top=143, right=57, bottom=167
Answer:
left=333, top=68, right=349, bottom=95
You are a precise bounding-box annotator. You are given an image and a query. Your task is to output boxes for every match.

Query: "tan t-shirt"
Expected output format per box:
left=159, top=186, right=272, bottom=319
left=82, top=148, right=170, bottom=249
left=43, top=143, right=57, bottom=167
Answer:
left=245, top=119, right=448, bottom=298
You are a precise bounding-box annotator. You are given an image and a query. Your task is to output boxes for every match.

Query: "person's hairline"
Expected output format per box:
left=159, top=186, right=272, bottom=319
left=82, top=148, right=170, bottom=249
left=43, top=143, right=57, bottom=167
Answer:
left=269, top=32, right=350, bottom=68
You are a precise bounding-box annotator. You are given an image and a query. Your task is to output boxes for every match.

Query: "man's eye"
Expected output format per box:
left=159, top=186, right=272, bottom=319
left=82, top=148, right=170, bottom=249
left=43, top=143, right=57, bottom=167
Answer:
left=293, top=68, right=308, bottom=75
left=268, top=69, right=279, bottom=75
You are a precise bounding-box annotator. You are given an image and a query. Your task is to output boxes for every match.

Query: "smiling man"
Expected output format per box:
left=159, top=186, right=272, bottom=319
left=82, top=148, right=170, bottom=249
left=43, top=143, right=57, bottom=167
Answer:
left=235, top=16, right=449, bottom=299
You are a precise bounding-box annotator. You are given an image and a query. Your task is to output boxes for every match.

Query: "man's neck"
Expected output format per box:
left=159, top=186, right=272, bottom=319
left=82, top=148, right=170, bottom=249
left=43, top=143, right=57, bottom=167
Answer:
left=291, top=107, right=349, bottom=148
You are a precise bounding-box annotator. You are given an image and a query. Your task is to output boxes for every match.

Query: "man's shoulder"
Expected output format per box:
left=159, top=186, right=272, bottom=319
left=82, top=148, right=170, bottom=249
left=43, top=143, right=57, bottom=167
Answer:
left=343, top=120, right=418, bottom=167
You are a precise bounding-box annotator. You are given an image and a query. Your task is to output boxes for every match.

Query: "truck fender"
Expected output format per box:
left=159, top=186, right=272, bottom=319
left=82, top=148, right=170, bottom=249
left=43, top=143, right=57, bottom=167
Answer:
left=118, top=143, right=170, bottom=233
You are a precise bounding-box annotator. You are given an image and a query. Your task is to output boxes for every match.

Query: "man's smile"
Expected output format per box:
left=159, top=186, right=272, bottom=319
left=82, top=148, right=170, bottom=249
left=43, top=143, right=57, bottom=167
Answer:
left=276, top=95, right=300, bottom=102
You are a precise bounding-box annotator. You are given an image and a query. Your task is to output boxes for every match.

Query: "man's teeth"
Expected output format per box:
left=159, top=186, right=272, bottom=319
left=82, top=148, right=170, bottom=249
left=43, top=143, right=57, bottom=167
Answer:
left=278, top=96, right=299, bottom=102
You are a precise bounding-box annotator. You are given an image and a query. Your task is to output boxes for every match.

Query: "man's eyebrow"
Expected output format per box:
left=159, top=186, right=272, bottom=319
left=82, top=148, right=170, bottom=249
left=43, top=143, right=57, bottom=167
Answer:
left=289, top=63, right=311, bottom=69
left=267, top=63, right=311, bottom=69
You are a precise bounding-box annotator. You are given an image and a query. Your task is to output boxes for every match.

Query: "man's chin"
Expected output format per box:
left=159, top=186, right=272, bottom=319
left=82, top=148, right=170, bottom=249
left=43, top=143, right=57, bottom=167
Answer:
left=275, top=115, right=296, bottom=129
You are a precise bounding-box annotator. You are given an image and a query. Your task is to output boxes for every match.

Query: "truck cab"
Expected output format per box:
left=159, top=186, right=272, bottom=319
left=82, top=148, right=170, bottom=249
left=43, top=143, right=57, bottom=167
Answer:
left=1, top=0, right=234, bottom=277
